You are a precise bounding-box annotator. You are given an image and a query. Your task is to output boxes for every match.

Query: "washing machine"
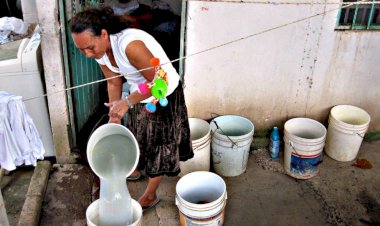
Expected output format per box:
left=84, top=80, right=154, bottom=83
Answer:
left=0, top=26, right=55, bottom=157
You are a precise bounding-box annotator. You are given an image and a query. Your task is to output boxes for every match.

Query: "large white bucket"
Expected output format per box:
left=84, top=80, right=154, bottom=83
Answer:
left=284, top=118, right=327, bottom=179
left=179, top=118, right=211, bottom=177
left=176, top=171, right=227, bottom=226
left=86, top=123, right=140, bottom=179
left=86, top=199, right=142, bottom=226
left=325, top=105, right=371, bottom=162
left=210, top=115, right=254, bottom=177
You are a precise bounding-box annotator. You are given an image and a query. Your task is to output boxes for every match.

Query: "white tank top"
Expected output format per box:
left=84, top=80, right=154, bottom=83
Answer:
left=96, top=28, right=179, bottom=103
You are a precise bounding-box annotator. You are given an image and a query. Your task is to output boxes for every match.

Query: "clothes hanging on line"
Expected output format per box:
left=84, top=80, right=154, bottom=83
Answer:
left=0, top=91, right=45, bottom=171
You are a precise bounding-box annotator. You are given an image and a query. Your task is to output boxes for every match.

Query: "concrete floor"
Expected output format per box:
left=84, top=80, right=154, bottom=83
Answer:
left=2, top=140, right=380, bottom=226
left=1, top=167, right=34, bottom=225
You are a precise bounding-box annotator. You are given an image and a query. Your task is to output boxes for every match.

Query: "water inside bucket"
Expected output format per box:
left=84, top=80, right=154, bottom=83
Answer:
left=215, top=129, right=247, bottom=137
left=331, top=105, right=371, bottom=126
left=181, top=188, right=221, bottom=204
left=92, top=134, right=137, bottom=178
left=291, top=132, right=323, bottom=139
left=211, top=117, right=254, bottom=137
left=340, top=119, right=366, bottom=125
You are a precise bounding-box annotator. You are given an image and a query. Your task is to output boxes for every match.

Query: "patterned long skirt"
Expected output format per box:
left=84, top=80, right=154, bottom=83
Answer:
left=127, top=82, right=194, bottom=177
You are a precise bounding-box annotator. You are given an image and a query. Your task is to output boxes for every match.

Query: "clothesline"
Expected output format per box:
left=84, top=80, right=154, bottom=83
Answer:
left=185, top=0, right=380, bottom=5
left=22, top=0, right=370, bottom=102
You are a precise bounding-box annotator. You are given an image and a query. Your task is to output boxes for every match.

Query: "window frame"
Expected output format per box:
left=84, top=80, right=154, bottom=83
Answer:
left=336, top=0, right=380, bottom=30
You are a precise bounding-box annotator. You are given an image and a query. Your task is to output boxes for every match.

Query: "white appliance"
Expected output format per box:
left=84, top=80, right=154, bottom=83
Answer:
left=0, top=26, right=55, bottom=157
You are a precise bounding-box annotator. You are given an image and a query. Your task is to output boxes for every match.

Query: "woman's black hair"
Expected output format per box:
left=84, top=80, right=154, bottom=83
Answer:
left=69, top=6, right=129, bottom=36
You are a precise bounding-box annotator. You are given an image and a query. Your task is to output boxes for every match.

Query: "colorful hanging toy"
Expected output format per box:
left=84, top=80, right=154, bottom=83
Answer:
left=138, top=57, right=169, bottom=113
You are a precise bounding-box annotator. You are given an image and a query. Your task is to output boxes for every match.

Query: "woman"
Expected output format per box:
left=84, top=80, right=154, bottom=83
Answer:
left=69, top=6, right=193, bottom=210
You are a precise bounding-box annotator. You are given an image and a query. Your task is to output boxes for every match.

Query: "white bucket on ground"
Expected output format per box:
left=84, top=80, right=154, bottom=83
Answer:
left=284, top=118, right=327, bottom=179
left=325, top=105, right=371, bottom=162
left=179, top=118, right=211, bottom=177
left=210, top=115, right=254, bottom=177
left=86, top=199, right=142, bottom=226
left=176, top=171, right=227, bottom=226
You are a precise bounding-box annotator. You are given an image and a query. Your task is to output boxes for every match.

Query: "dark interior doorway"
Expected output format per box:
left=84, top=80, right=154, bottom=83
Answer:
left=0, top=0, right=23, bottom=19
left=106, top=0, right=182, bottom=70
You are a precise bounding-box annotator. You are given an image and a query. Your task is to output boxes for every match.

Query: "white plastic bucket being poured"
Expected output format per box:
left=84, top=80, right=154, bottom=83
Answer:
left=325, top=105, right=371, bottom=162
left=210, top=115, right=254, bottom=177
left=179, top=118, right=211, bottom=177
left=86, top=123, right=142, bottom=226
left=284, top=118, right=327, bottom=179
left=176, top=171, right=227, bottom=226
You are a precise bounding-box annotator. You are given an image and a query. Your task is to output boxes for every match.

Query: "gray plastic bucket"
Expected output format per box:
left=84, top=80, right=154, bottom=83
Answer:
left=210, top=115, right=254, bottom=177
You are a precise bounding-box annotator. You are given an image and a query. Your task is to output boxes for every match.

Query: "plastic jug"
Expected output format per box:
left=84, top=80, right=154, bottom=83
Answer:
left=270, top=127, right=280, bottom=160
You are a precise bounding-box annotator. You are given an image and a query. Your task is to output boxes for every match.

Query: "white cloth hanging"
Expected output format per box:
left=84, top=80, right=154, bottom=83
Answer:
left=0, top=91, right=45, bottom=171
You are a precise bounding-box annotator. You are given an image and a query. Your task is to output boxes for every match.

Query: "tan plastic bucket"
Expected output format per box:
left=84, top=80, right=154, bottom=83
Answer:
left=325, top=105, right=370, bottom=162
left=179, top=118, right=211, bottom=177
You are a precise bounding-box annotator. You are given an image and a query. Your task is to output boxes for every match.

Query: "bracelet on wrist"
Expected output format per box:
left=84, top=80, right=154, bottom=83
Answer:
left=125, top=96, right=134, bottom=109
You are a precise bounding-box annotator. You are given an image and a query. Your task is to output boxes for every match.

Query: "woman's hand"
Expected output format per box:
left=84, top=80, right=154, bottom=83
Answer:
left=105, top=99, right=129, bottom=124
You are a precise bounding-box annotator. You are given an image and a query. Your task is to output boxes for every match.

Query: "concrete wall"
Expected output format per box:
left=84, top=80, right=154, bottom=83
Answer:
left=21, top=0, right=38, bottom=25
left=36, top=0, right=74, bottom=163
left=184, top=1, right=380, bottom=131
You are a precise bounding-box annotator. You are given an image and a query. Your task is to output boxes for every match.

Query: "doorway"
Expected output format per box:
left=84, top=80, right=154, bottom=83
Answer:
left=106, top=0, right=183, bottom=71
left=60, top=0, right=186, bottom=151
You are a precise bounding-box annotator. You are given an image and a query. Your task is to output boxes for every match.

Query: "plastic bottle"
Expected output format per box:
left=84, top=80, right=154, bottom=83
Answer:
left=269, top=127, right=280, bottom=160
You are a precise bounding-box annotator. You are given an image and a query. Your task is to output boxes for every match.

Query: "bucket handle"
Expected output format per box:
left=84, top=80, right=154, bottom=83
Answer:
left=89, top=114, right=109, bottom=137
left=289, top=141, right=323, bottom=166
left=329, top=120, right=367, bottom=137
left=211, top=120, right=240, bottom=148
left=356, top=132, right=365, bottom=138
